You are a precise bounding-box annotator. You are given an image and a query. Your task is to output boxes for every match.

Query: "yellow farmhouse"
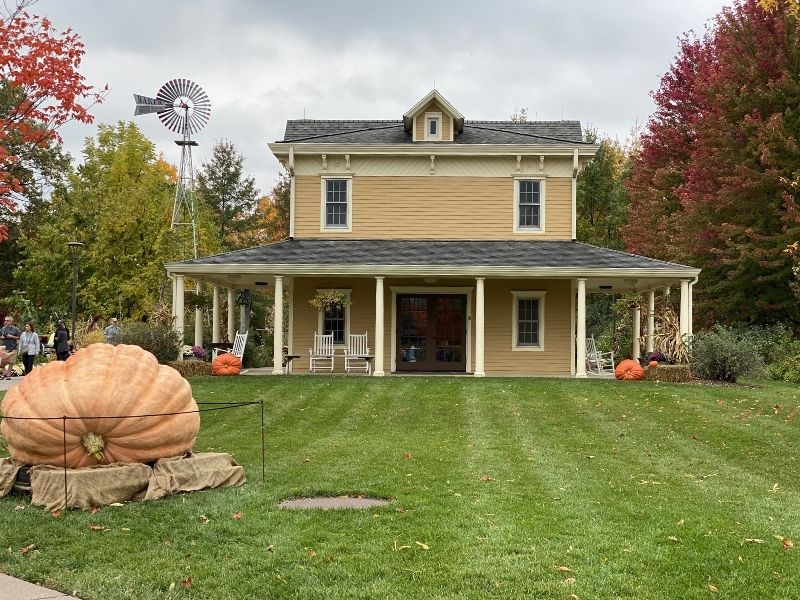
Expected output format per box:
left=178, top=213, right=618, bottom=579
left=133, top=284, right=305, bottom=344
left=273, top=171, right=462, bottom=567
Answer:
left=166, top=90, right=699, bottom=377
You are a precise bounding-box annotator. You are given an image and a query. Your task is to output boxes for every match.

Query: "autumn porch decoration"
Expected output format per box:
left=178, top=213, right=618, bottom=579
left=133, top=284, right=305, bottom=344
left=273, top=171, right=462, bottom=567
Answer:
left=308, top=289, right=350, bottom=313
left=212, top=352, right=242, bottom=376
left=0, top=344, right=200, bottom=469
left=614, top=359, right=645, bottom=381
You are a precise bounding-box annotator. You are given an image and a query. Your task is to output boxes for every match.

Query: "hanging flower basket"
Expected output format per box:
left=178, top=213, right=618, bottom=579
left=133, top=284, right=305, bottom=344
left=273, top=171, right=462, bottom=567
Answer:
left=309, top=290, right=350, bottom=313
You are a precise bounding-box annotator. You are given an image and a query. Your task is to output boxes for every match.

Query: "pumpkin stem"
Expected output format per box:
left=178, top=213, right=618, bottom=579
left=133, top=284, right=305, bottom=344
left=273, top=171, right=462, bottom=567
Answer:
left=81, top=432, right=106, bottom=462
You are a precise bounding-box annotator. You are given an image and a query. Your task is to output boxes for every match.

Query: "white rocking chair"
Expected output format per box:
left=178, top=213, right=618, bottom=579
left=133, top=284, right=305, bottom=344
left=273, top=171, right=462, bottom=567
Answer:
left=213, top=331, right=248, bottom=361
left=586, top=335, right=615, bottom=375
left=309, top=332, right=335, bottom=373
left=345, top=333, right=371, bottom=374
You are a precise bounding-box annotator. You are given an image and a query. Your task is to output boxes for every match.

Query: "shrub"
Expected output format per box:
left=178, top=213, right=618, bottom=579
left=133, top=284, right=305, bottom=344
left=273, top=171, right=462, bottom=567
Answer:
left=767, top=352, right=800, bottom=384
left=75, top=329, right=104, bottom=348
left=729, top=323, right=794, bottom=364
left=690, top=325, right=764, bottom=382
left=116, top=322, right=181, bottom=364
left=243, top=340, right=272, bottom=368
left=168, top=360, right=212, bottom=378
left=644, top=364, right=692, bottom=382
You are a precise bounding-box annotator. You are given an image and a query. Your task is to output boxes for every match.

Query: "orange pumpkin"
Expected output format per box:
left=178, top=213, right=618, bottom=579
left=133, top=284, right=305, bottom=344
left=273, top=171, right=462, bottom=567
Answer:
left=648, top=360, right=659, bottom=368
left=0, top=344, right=199, bottom=468
left=615, top=359, right=645, bottom=381
left=212, top=352, right=242, bottom=376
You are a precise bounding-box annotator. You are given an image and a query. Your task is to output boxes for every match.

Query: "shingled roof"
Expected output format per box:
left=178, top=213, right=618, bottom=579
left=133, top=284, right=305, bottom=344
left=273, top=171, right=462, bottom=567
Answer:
left=173, top=239, right=696, bottom=274
left=280, top=120, right=588, bottom=145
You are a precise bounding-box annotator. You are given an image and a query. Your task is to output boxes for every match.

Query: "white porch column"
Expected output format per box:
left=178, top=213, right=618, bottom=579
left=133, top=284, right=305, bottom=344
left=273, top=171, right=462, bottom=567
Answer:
left=175, top=275, right=185, bottom=350
left=576, top=278, right=587, bottom=378
left=211, top=285, right=220, bottom=343
left=688, top=281, right=694, bottom=336
left=680, top=279, right=690, bottom=339
left=475, top=277, right=486, bottom=377
left=632, top=303, right=641, bottom=360
left=374, top=276, right=385, bottom=376
left=646, top=290, right=655, bottom=354
left=194, top=280, right=203, bottom=348
left=171, top=276, right=177, bottom=326
left=272, top=276, right=284, bottom=375
left=227, top=289, right=235, bottom=341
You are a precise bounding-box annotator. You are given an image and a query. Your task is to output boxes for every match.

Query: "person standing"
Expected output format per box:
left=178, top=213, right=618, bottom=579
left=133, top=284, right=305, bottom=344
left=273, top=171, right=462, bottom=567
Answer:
left=1, top=315, right=21, bottom=379
left=104, top=317, right=121, bottom=345
left=55, top=321, right=70, bottom=361
left=19, top=322, right=41, bottom=376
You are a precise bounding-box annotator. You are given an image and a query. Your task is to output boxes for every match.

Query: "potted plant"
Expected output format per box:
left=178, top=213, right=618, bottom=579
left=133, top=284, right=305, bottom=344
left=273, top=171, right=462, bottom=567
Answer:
left=309, top=290, right=350, bottom=313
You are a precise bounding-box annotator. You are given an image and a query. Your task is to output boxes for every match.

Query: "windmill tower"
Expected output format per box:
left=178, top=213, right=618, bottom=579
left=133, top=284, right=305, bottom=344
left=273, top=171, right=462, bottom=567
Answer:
left=133, top=79, right=211, bottom=258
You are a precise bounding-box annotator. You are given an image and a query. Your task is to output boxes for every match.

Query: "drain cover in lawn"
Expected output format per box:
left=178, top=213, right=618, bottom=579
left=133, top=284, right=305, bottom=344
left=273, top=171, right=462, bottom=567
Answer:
left=279, top=496, right=389, bottom=510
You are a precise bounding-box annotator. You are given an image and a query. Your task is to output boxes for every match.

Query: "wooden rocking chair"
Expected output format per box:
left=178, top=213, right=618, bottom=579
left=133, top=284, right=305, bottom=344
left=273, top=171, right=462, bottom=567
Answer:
left=309, top=332, right=335, bottom=373
left=586, top=335, right=615, bottom=375
left=344, top=333, right=371, bottom=374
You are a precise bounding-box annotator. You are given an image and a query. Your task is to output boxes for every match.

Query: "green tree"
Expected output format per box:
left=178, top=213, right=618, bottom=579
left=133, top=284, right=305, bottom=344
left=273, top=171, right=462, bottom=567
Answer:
left=196, top=140, right=259, bottom=249
left=576, top=137, right=629, bottom=249
left=15, top=121, right=218, bottom=320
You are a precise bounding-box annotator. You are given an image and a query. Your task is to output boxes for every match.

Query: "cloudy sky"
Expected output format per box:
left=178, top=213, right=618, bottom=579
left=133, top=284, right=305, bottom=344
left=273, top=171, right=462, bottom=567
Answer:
left=35, top=0, right=729, bottom=195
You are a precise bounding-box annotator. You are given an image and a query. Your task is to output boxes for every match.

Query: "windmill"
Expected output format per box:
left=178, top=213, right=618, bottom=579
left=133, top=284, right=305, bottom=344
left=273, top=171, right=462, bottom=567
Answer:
left=133, top=79, right=210, bottom=258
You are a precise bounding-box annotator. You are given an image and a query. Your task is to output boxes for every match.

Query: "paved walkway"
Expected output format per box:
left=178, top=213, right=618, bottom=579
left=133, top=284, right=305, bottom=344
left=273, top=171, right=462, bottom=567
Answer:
left=0, top=375, right=21, bottom=392
left=0, top=574, right=80, bottom=599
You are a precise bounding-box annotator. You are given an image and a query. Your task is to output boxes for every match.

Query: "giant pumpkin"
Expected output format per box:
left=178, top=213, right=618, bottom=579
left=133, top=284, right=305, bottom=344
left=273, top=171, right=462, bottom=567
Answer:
left=212, top=352, right=242, bottom=376
left=615, top=359, right=645, bottom=381
left=0, top=344, right=200, bottom=469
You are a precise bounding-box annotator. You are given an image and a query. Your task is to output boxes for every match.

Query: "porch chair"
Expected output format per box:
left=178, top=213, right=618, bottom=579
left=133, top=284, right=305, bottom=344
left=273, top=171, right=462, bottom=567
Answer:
left=309, top=332, right=335, bottom=373
left=586, top=335, right=615, bottom=375
left=212, top=331, right=248, bottom=361
left=344, top=332, right=371, bottom=374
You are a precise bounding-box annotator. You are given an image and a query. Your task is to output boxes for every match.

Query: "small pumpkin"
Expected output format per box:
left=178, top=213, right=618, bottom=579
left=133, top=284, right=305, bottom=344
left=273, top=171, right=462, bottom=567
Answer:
left=615, top=359, right=645, bottom=381
left=0, top=344, right=199, bottom=469
left=648, top=360, right=659, bottom=368
left=212, top=352, right=242, bottom=376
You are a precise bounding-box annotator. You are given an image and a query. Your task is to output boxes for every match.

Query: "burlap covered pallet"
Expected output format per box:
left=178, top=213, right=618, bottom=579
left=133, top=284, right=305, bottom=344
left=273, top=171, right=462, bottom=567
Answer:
left=0, top=452, right=245, bottom=511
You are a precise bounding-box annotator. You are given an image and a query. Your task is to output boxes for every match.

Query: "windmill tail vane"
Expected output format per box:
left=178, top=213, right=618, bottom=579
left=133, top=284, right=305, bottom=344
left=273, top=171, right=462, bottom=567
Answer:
left=132, top=79, right=211, bottom=260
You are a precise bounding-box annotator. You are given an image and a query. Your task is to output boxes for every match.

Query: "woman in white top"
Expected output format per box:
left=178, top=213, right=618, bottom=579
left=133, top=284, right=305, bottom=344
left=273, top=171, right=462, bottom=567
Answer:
left=19, top=322, right=41, bottom=376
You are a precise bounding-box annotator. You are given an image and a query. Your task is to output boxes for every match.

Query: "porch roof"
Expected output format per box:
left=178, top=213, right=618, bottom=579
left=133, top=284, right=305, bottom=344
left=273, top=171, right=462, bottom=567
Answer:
left=166, top=239, right=699, bottom=287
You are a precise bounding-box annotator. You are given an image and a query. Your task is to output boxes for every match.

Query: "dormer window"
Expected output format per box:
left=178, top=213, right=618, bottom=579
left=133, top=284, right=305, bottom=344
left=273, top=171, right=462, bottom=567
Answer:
left=424, top=112, right=442, bottom=141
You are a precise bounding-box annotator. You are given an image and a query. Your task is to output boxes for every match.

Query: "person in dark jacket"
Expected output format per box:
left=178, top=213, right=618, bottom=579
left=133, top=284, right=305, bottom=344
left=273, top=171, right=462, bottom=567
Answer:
left=55, top=321, right=70, bottom=361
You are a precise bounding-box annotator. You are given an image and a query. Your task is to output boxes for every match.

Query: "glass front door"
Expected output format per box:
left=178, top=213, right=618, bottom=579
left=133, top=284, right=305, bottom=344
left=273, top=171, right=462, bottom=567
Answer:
left=397, top=294, right=467, bottom=372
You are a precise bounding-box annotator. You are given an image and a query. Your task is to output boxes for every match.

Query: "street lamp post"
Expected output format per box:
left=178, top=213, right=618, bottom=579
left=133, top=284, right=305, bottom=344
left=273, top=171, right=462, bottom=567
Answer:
left=67, top=241, right=84, bottom=346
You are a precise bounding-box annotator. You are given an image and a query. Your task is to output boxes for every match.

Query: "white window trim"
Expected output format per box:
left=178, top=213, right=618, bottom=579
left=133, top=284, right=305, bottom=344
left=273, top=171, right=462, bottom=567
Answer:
left=513, top=176, right=546, bottom=234
left=316, top=288, right=352, bottom=348
left=424, top=112, right=442, bottom=141
left=511, top=291, right=546, bottom=351
left=320, top=175, right=353, bottom=233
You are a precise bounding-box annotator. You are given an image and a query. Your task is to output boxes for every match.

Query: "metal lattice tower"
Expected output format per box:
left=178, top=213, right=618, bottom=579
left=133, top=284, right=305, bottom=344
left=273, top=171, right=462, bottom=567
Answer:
left=133, top=79, right=211, bottom=258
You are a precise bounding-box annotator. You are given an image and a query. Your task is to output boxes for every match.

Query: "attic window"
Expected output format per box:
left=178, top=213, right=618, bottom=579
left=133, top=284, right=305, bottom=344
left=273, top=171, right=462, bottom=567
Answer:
left=424, top=112, right=442, bottom=141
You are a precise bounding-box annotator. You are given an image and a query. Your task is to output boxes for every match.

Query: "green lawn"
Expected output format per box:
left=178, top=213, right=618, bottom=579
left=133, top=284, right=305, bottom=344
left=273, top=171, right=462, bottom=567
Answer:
left=1, top=376, right=800, bottom=599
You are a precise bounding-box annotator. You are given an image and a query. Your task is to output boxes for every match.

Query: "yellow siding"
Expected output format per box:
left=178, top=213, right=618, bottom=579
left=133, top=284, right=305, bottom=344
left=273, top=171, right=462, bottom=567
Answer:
left=289, top=277, right=572, bottom=376
left=295, top=175, right=573, bottom=240
left=413, top=100, right=451, bottom=141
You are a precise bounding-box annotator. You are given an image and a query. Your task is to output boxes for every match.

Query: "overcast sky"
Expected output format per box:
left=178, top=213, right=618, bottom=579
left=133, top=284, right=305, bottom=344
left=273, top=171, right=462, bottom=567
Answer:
left=35, top=0, right=729, bottom=195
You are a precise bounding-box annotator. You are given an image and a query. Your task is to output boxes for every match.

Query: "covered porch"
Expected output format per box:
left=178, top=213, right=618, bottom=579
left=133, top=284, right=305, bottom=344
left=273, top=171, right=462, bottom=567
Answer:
left=165, top=239, right=700, bottom=377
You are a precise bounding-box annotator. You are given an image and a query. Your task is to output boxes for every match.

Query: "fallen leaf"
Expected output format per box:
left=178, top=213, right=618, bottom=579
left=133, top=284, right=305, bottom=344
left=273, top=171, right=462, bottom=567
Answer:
left=50, top=510, right=62, bottom=518
left=109, top=502, right=124, bottom=507
left=585, top=455, right=595, bottom=459
left=199, top=515, right=210, bottom=524
left=266, top=544, right=274, bottom=553
left=668, top=536, right=680, bottom=542
left=563, top=577, right=576, bottom=585
left=88, top=524, right=109, bottom=532
left=570, top=595, right=580, bottom=600
left=14, top=504, right=25, bottom=511
left=90, top=507, right=101, bottom=514
left=415, top=541, right=430, bottom=550
left=556, top=566, right=573, bottom=573
left=479, top=475, right=495, bottom=482
left=232, top=512, right=243, bottom=520
left=402, top=451, right=411, bottom=460
left=302, top=458, right=310, bottom=463
left=120, top=527, right=130, bottom=532
left=677, top=519, right=685, bottom=526
left=181, top=577, right=192, bottom=588
left=308, top=548, right=317, bottom=558
left=19, top=544, right=36, bottom=555
left=708, top=584, right=718, bottom=593
left=689, top=434, right=698, bottom=440
left=744, top=538, right=764, bottom=544
left=395, top=507, right=406, bottom=513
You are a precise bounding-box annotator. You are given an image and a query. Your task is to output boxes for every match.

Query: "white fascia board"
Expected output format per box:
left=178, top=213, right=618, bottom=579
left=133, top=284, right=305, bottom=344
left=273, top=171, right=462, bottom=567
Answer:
left=268, top=142, right=600, bottom=159
left=165, top=262, right=701, bottom=280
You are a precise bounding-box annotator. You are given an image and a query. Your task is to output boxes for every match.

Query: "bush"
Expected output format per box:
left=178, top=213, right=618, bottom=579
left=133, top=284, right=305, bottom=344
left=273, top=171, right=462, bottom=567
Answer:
left=76, top=329, right=105, bottom=348
left=729, top=323, right=794, bottom=364
left=643, top=364, right=692, bottom=382
left=116, top=322, right=181, bottom=364
left=767, top=351, right=800, bottom=384
left=242, top=340, right=272, bottom=368
left=168, top=360, right=212, bottom=378
left=690, top=325, right=764, bottom=382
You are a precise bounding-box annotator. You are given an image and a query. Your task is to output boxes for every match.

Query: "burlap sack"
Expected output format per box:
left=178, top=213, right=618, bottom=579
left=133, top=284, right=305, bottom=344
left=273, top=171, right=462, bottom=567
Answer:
left=144, top=452, right=245, bottom=500
left=30, top=462, right=152, bottom=511
left=0, top=456, right=21, bottom=497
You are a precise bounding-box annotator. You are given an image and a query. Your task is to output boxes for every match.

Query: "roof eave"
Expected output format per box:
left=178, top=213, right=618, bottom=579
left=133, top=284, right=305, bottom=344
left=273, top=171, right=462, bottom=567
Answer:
left=268, top=142, right=600, bottom=158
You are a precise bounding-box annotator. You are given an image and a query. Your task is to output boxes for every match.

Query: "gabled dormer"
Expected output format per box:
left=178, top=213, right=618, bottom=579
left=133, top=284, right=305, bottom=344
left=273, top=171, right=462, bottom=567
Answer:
left=403, top=90, right=465, bottom=142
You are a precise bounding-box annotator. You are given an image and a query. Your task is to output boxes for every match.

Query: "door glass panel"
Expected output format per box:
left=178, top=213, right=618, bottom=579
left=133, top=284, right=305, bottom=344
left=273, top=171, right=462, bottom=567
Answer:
left=434, top=296, right=465, bottom=364
left=399, top=296, right=427, bottom=364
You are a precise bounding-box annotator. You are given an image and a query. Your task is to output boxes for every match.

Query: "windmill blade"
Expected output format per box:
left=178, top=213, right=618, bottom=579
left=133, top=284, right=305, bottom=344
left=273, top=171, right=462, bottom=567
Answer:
left=133, top=94, right=171, bottom=116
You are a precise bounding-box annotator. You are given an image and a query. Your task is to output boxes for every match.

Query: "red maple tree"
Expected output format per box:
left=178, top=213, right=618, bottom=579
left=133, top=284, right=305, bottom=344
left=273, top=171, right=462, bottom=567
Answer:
left=0, top=3, right=105, bottom=240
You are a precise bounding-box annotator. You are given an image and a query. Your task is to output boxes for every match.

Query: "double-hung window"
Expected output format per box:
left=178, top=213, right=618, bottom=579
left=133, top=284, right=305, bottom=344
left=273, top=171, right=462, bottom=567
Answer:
left=511, top=291, right=545, bottom=351
left=316, top=289, right=351, bottom=346
left=514, top=178, right=545, bottom=232
left=321, top=176, right=352, bottom=231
